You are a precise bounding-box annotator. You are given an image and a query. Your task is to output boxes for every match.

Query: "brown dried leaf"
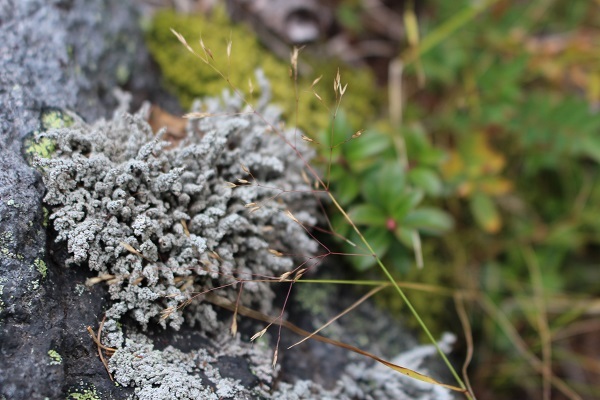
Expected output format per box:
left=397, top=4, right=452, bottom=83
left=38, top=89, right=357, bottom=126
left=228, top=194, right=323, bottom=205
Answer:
left=182, top=112, right=212, bottom=119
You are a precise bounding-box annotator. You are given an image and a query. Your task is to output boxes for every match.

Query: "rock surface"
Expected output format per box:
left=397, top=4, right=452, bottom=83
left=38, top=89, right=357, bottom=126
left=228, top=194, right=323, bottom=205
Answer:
left=0, top=0, right=160, bottom=398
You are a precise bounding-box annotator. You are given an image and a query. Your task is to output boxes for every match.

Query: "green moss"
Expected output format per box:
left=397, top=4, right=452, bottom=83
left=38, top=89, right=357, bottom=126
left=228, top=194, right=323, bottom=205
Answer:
left=47, top=349, right=62, bottom=365
left=145, top=8, right=381, bottom=134
left=35, top=258, right=47, bottom=279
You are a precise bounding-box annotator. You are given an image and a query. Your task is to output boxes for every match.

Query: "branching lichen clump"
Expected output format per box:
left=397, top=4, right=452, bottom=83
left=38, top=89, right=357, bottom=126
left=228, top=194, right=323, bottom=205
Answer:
left=35, top=88, right=317, bottom=330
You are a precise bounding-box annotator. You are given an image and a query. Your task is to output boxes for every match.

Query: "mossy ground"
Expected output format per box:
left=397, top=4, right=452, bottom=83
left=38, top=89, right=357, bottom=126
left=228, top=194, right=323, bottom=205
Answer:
left=145, top=8, right=382, bottom=135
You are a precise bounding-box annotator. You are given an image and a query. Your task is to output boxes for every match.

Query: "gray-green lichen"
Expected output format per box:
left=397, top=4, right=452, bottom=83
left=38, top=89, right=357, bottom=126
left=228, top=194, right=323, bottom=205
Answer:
left=0, top=231, right=24, bottom=261
left=34, top=77, right=317, bottom=332
left=66, top=383, right=101, bottom=400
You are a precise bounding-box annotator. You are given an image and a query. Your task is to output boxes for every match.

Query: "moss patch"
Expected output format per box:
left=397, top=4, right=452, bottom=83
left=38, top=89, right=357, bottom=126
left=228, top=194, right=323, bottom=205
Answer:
left=145, top=8, right=381, bottom=134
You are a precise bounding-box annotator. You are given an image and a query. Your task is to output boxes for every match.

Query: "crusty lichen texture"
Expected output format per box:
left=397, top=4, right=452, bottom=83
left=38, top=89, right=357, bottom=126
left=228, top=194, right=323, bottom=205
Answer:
left=35, top=86, right=317, bottom=331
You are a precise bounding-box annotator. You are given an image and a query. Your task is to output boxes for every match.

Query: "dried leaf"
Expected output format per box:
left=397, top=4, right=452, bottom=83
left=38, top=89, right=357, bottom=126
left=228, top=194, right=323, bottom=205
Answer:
left=311, top=75, right=323, bottom=88
left=231, top=314, right=238, bottom=336
left=352, top=129, right=365, bottom=139
left=278, top=271, right=293, bottom=282
left=272, top=348, right=279, bottom=366
left=170, top=29, right=193, bottom=53
left=121, top=241, right=142, bottom=257
left=160, top=306, right=176, bottom=320
left=182, top=112, right=212, bottom=119
left=199, top=37, right=213, bottom=60
left=181, top=219, right=190, bottom=237
left=290, top=47, right=299, bottom=74
left=285, top=210, right=299, bottom=223
left=250, top=327, right=268, bottom=341
left=132, top=277, right=144, bottom=286
left=301, top=170, right=310, bottom=185
left=268, top=249, right=283, bottom=257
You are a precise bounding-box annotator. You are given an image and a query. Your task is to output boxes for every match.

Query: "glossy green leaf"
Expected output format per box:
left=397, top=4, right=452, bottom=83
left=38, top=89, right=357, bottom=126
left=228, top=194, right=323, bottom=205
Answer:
left=345, top=130, right=393, bottom=165
left=408, top=167, right=443, bottom=196
left=347, top=227, right=392, bottom=271
left=334, top=175, right=360, bottom=206
left=394, top=226, right=416, bottom=248
left=347, top=204, right=387, bottom=226
left=390, top=190, right=424, bottom=220
left=361, top=161, right=405, bottom=209
left=402, top=207, right=453, bottom=233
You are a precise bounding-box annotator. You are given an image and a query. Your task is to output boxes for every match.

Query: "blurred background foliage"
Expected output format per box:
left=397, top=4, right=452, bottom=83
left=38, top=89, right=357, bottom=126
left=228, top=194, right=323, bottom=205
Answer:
left=143, top=0, right=600, bottom=398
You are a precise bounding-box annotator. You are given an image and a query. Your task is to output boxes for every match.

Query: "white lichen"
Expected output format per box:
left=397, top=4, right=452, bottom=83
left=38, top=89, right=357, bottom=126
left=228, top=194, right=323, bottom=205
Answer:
left=35, top=85, right=317, bottom=331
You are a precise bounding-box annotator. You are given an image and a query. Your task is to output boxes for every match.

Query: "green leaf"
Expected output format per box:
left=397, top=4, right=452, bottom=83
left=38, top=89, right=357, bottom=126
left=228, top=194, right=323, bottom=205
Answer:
left=393, top=227, right=416, bottom=248
left=361, top=161, right=405, bottom=209
left=345, top=130, right=394, bottom=165
left=331, top=212, right=351, bottom=242
left=347, top=226, right=392, bottom=271
left=347, top=204, right=387, bottom=226
left=408, top=167, right=443, bottom=196
left=579, top=135, right=600, bottom=164
left=402, top=207, right=453, bottom=233
left=390, top=190, right=424, bottom=220
left=334, top=175, right=360, bottom=206
left=469, top=193, right=501, bottom=233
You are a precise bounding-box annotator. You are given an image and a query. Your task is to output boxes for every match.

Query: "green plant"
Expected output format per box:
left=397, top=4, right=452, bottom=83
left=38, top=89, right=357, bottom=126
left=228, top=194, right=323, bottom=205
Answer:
left=398, top=0, right=600, bottom=398
left=316, top=113, right=451, bottom=272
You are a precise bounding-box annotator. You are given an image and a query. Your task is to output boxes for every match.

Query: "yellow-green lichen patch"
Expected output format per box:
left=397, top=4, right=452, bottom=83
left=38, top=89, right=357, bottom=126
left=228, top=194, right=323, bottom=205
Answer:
left=0, top=231, right=24, bottom=261
left=24, top=136, right=56, bottom=161
left=47, top=349, right=62, bottom=365
left=34, top=258, right=47, bottom=278
left=40, top=108, right=74, bottom=130
left=145, top=8, right=381, bottom=135
left=24, top=109, right=75, bottom=164
left=67, top=383, right=100, bottom=400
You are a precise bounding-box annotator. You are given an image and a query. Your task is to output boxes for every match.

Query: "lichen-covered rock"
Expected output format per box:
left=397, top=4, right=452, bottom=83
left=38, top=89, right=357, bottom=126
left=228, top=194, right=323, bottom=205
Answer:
left=0, top=0, right=163, bottom=398
left=34, top=83, right=318, bottom=331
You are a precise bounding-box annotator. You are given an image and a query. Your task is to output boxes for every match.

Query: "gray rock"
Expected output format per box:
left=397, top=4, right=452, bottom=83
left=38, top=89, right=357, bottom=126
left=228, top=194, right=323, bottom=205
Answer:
left=0, top=0, right=158, bottom=398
